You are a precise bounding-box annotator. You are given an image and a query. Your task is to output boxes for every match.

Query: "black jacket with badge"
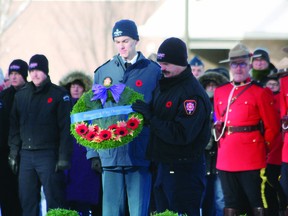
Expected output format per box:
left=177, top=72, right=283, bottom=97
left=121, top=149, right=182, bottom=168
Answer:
left=146, top=66, right=212, bottom=163
left=9, top=78, right=73, bottom=161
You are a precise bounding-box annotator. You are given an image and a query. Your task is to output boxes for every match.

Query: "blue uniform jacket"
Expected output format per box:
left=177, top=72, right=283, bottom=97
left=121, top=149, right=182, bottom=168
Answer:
left=86, top=52, right=161, bottom=167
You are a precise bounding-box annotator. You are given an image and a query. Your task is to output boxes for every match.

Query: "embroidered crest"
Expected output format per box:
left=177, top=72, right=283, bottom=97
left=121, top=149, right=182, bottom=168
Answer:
left=184, top=100, right=196, bottom=115
left=157, top=53, right=165, bottom=60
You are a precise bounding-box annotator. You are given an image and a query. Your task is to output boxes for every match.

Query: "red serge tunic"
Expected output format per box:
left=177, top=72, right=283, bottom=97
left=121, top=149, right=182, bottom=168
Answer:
left=214, top=81, right=279, bottom=171
left=280, top=75, right=288, bottom=163
left=267, top=92, right=282, bottom=165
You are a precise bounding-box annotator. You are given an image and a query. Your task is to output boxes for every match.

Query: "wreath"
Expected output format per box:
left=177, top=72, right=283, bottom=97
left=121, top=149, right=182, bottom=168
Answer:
left=70, top=83, right=144, bottom=150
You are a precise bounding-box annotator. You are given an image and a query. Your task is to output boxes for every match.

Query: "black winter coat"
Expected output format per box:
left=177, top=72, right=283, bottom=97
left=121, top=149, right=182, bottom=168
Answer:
left=147, top=66, right=212, bottom=163
left=9, top=78, right=73, bottom=161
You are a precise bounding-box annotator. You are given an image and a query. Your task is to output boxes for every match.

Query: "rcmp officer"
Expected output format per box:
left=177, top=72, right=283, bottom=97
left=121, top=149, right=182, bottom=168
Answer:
left=132, top=37, right=212, bottom=216
left=214, top=43, right=279, bottom=216
left=279, top=55, right=288, bottom=214
left=8, top=54, right=73, bottom=216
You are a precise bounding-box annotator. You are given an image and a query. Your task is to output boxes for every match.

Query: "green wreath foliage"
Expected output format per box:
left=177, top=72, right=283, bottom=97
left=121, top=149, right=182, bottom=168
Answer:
left=46, top=208, right=79, bottom=216
left=150, top=209, right=187, bottom=216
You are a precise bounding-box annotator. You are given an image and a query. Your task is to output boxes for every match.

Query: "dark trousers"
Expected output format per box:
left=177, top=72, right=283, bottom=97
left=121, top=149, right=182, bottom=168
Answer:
left=265, top=164, right=286, bottom=215
left=153, top=156, right=205, bottom=216
left=0, top=150, right=22, bottom=216
left=219, top=169, right=264, bottom=210
left=19, top=149, right=67, bottom=216
left=280, top=162, right=288, bottom=206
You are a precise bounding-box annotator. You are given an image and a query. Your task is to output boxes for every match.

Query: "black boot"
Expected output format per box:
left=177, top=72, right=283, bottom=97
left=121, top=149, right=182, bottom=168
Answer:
left=279, top=210, right=285, bottom=216
left=285, top=207, right=288, bottom=216
left=224, top=208, right=239, bottom=216
left=253, top=207, right=265, bottom=216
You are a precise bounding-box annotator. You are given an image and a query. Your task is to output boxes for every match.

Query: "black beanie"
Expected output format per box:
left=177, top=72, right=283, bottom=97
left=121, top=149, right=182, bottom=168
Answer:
left=28, top=54, right=49, bottom=75
left=8, top=59, right=28, bottom=81
left=157, top=37, right=188, bottom=66
left=252, top=48, right=270, bottom=63
left=112, top=19, right=139, bottom=41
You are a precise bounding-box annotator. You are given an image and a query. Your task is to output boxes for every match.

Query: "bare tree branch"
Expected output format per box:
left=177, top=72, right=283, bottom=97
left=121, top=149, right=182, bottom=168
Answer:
left=0, top=0, right=31, bottom=36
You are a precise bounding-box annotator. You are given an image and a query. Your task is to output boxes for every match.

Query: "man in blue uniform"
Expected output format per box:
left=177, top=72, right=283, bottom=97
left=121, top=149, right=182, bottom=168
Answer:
left=8, top=54, right=73, bottom=216
left=132, top=37, right=212, bottom=216
left=86, top=19, right=161, bottom=216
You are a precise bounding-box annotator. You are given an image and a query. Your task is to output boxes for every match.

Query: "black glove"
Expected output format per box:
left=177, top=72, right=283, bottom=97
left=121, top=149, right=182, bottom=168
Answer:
left=8, top=155, right=19, bottom=175
left=55, top=160, right=71, bottom=172
left=131, top=100, right=152, bottom=123
left=91, top=157, right=102, bottom=174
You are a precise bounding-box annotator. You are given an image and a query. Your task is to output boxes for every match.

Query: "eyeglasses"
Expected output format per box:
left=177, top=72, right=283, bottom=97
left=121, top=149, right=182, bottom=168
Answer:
left=230, top=62, right=248, bottom=69
left=266, top=82, right=279, bottom=87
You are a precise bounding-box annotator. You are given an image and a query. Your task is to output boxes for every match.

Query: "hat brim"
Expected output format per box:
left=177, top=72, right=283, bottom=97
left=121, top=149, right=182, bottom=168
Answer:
left=219, top=54, right=260, bottom=64
left=268, top=68, right=288, bottom=78
left=283, top=46, right=288, bottom=54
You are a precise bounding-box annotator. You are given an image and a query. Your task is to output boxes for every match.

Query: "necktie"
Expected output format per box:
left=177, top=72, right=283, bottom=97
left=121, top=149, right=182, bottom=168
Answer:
left=125, top=62, right=132, bottom=69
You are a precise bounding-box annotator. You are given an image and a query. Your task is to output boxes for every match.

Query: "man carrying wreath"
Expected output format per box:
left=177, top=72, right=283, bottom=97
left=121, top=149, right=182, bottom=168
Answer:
left=86, top=19, right=161, bottom=216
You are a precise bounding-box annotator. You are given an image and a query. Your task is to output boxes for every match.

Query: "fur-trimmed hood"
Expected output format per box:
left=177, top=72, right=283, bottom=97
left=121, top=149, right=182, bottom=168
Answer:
left=198, top=71, right=229, bottom=88
left=59, top=71, right=92, bottom=92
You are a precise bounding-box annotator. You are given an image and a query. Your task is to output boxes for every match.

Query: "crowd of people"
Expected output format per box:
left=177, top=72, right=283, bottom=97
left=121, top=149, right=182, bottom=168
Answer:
left=1, top=18, right=288, bottom=216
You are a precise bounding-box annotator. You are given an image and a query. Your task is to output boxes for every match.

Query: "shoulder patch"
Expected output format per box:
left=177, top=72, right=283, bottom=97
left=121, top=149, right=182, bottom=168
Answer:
left=184, top=100, right=197, bottom=115
left=63, top=95, right=70, bottom=102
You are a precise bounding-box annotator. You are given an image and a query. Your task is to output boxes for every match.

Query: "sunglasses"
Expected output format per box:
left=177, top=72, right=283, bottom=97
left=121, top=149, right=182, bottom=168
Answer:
left=230, top=62, right=248, bottom=69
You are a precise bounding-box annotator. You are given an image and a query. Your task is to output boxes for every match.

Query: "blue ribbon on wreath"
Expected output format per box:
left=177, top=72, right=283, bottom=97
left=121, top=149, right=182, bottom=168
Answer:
left=91, top=83, right=126, bottom=106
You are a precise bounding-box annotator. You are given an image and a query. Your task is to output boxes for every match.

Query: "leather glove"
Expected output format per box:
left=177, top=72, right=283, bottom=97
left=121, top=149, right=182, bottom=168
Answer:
left=55, top=160, right=71, bottom=172
left=8, top=155, right=19, bottom=175
left=91, top=157, right=102, bottom=174
left=131, top=100, right=152, bottom=123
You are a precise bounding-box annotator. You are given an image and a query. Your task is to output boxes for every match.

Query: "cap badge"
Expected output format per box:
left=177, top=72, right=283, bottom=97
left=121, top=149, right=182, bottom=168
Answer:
left=113, top=29, right=123, bottom=37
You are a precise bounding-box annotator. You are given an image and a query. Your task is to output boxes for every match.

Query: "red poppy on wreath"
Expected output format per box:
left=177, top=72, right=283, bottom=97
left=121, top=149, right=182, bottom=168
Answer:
left=135, top=80, right=143, bottom=87
left=99, top=130, right=112, bottom=140
left=108, top=124, right=118, bottom=131
left=76, top=123, right=89, bottom=135
left=47, top=97, right=53, bottom=103
left=115, top=126, right=129, bottom=136
left=89, top=125, right=99, bottom=133
left=127, top=117, right=140, bottom=130
left=85, top=131, right=97, bottom=141
left=166, top=101, right=172, bottom=108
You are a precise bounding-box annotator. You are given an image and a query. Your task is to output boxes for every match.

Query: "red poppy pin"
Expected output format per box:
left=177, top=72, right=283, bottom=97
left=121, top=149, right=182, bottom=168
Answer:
left=47, top=97, right=53, bottom=103
left=135, top=80, right=143, bottom=87
left=184, top=100, right=196, bottom=115
left=166, top=101, right=172, bottom=108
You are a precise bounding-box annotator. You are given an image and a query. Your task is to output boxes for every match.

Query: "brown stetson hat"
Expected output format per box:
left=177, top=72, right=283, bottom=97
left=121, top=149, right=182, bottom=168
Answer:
left=219, top=43, right=256, bottom=64
left=269, top=57, right=288, bottom=78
